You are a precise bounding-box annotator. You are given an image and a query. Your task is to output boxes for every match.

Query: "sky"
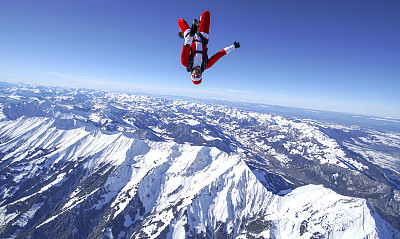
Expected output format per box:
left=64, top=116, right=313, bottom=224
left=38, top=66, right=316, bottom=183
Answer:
left=0, top=0, right=399, bottom=118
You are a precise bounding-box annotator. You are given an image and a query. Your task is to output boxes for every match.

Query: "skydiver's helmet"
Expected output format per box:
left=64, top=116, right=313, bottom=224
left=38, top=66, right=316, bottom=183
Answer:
left=191, top=66, right=202, bottom=85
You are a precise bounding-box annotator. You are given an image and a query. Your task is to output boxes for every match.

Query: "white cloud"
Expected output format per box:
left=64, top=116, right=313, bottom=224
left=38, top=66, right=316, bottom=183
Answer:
left=209, top=88, right=253, bottom=94
left=45, top=72, right=109, bottom=82
left=226, top=89, right=253, bottom=94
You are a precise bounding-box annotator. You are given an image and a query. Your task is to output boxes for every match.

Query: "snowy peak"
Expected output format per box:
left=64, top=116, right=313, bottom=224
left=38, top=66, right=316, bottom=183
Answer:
left=0, top=83, right=399, bottom=238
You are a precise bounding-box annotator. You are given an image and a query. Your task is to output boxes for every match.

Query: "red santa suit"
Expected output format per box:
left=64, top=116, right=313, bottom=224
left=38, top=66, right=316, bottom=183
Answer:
left=178, top=11, right=236, bottom=85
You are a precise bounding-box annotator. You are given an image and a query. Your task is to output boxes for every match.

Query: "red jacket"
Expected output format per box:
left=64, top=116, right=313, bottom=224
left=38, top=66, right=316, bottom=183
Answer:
left=180, top=39, right=228, bottom=71
left=180, top=37, right=235, bottom=84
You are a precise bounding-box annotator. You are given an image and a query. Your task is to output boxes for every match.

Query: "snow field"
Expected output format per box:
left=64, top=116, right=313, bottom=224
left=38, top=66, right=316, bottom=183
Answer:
left=0, top=85, right=399, bottom=238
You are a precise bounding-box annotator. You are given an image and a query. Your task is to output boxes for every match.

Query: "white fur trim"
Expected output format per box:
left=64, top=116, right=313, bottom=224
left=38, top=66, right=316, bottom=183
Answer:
left=184, top=35, right=193, bottom=45
left=191, top=76, right=202, bottom=82
left=224, top=45, right=235, bottom=54
left=200, top=32, right=209, bottom=39
left=184, top=29, right=191, bottom=38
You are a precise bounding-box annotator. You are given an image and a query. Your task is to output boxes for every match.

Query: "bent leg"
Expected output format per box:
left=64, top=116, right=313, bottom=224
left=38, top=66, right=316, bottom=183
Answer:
left=199, top=11, right=210, bottom=36
left=178, top=18, right=191, bottom=37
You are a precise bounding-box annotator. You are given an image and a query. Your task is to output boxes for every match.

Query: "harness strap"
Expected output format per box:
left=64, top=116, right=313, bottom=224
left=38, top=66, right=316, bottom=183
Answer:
left=186, top=32, right=209, bottom=73
left=192, top=50, right=207, bottom=54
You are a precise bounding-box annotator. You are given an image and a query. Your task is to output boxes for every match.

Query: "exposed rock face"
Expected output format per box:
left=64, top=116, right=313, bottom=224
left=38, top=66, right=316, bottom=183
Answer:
left=0, top=83, right=399, bottom=238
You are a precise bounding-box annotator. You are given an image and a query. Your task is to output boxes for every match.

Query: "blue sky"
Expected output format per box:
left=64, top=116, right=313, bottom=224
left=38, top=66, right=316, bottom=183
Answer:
left=0, top=1, right=399, bottom=117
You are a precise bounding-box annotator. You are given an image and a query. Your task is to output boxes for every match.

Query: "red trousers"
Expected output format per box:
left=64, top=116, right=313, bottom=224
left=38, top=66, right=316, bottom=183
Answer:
left=178, top=11, right=210, bottom=37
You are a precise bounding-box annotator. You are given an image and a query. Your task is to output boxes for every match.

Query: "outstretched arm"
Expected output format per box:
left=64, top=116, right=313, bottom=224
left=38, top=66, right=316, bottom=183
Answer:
left=206, top=42, right=239, bottom=69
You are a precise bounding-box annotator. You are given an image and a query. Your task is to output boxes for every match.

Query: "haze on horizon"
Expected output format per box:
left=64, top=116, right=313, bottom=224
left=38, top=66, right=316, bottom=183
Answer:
left=0, top=0, right=399, bottom=118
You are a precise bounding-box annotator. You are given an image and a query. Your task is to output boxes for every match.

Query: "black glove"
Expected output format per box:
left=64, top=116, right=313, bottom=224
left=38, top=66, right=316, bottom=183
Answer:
left=234, top=41, right=240, bottom=49
left=189, top=24, right=198, bottom=36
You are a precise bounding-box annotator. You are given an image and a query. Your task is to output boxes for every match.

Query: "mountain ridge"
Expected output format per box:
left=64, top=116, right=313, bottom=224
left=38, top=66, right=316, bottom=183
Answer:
left=0, top=82, right=399, bottom=238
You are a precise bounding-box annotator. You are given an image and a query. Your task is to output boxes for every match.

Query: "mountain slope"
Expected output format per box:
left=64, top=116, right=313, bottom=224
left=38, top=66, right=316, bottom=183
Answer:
left=0, top=83, right=399, bottom=238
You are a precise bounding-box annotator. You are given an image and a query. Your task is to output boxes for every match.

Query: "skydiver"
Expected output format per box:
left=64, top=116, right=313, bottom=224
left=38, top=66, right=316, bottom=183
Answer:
left=178, top=11, right=240, bottom=85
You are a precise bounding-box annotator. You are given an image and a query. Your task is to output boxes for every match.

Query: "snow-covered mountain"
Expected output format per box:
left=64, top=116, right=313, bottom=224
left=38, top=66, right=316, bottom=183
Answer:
left=0, top=82, right=399, bottom=238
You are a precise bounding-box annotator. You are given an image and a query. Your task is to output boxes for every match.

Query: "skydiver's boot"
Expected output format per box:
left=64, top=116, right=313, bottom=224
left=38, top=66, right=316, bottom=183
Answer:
left=178, top=19, right=200, bottom=39
left=179, top=21, right=198, bottom=38
left=193, top=19, right=200, bottom=30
